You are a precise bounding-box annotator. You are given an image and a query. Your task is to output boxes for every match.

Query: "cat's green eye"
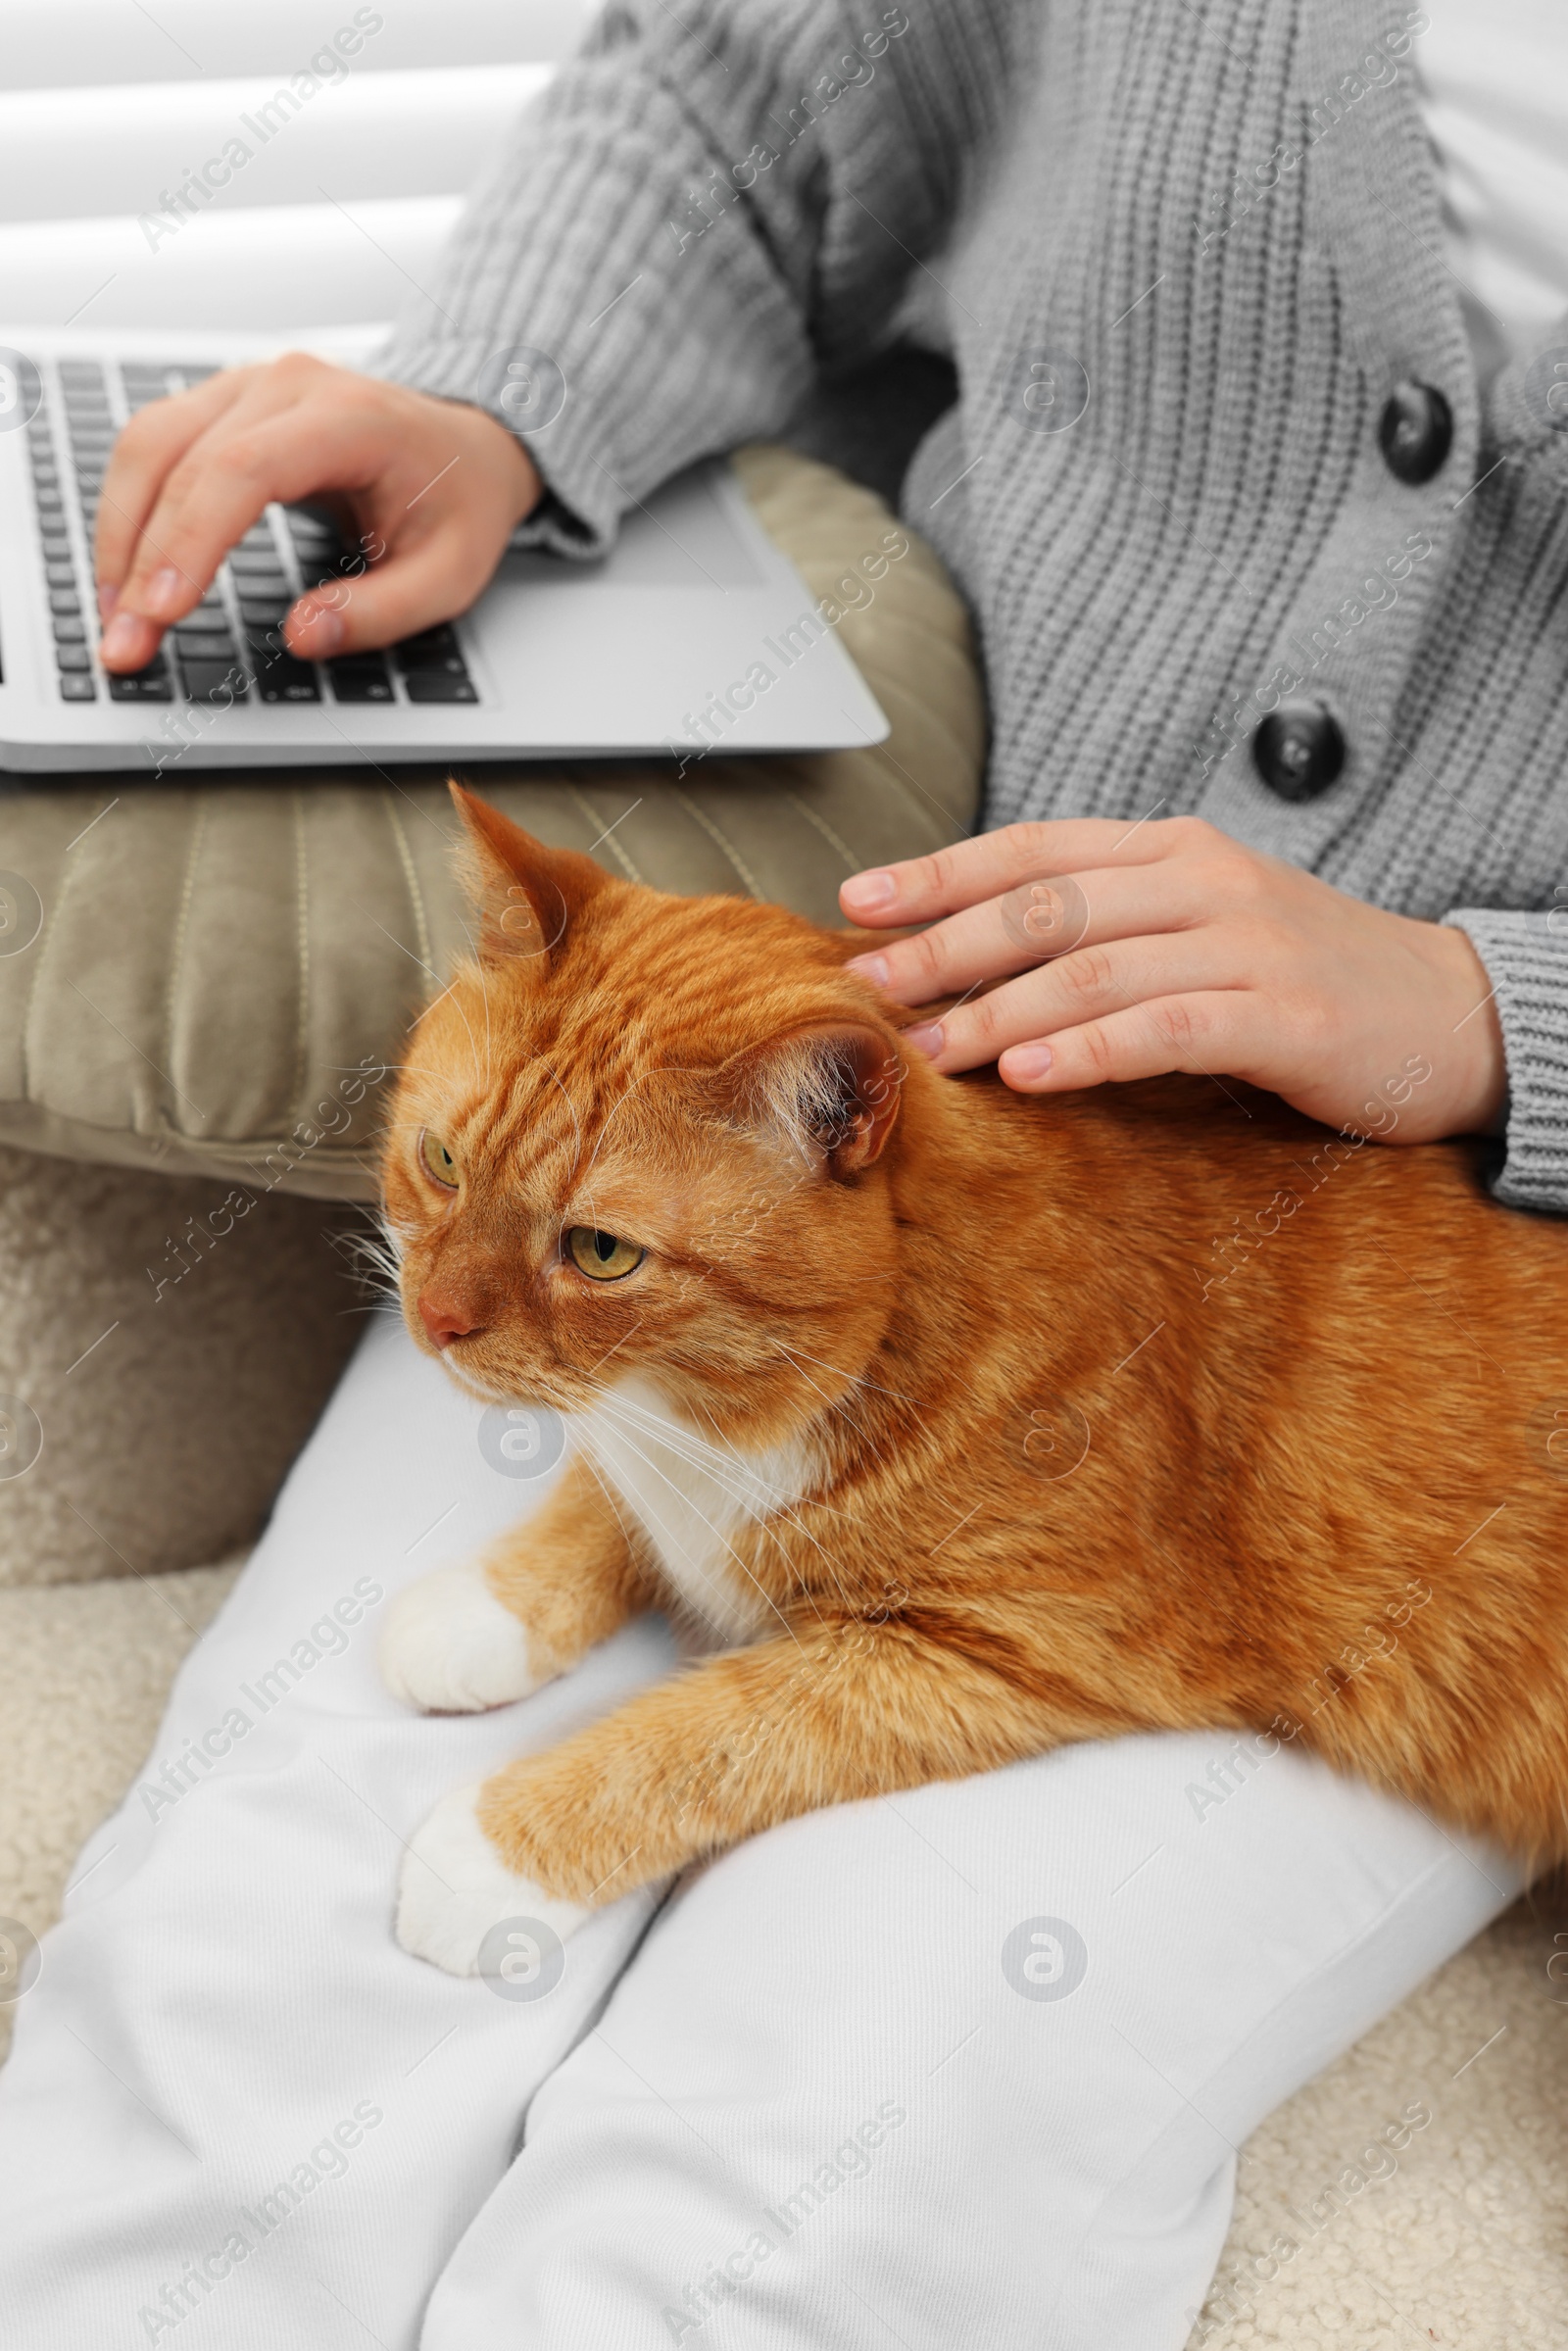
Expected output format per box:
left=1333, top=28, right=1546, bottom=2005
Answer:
left=419, top=1129, right=459, bottom=1190
left=566, top=1226, right=645, bottom=1282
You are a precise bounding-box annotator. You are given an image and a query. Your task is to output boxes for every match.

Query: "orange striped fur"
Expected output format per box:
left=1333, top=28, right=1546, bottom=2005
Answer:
left=381, top=784, right=1568, bottom=1910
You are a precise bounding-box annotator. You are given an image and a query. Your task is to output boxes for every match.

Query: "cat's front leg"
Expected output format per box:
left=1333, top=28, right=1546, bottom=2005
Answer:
left=380, top=1454, right=649, bottom=1714
left=396, top=1614, right=1084, bottom=1973
left=394, top=1779, right=600, bottom=1976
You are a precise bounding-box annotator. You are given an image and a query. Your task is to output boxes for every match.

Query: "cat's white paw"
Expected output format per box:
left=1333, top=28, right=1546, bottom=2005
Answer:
left=395, top=1783, right=589, bottom=1976
left=379, top=1559, right=547, bottom=1713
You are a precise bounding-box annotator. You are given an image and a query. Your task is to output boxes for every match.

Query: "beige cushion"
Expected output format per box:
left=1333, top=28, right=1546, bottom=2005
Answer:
left=0, top=447, right=983, bottom=1202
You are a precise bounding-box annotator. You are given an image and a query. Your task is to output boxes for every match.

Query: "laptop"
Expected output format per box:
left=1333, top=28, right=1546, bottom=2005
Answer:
left=0, top=327, right=889, bottom=775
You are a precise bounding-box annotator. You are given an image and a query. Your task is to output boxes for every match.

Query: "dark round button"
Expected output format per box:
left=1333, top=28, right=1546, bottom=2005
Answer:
left=1251, top=702, right=1347, bottom=803
left=1378, top=380, right=1452, bottom=485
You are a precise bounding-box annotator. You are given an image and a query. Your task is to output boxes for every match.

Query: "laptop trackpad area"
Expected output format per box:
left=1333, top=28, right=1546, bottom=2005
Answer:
left=496, top=464, right=766, bottom=590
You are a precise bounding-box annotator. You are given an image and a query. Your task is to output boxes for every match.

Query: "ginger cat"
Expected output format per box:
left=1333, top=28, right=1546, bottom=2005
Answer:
left=381, top=784, right=1568, bottom=1974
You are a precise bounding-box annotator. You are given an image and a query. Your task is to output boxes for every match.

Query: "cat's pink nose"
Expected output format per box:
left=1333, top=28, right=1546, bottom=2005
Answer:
left=418, top=1288, right=481, bottom=1347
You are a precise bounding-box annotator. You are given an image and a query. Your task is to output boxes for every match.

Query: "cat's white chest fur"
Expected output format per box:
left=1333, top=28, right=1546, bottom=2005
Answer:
left=576, top=1374, right=807, bottom=1644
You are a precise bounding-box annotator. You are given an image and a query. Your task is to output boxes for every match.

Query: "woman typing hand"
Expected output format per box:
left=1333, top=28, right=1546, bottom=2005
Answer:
left=92, top=353, right=540, bottom=673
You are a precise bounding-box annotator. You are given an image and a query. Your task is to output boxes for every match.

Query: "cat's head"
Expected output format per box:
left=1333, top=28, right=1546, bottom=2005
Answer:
left=381, top=785, right=915, bottom=1442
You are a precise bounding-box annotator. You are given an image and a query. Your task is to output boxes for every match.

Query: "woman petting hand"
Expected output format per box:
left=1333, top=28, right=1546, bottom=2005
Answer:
left=843, top=815, right=1509, bottom=1147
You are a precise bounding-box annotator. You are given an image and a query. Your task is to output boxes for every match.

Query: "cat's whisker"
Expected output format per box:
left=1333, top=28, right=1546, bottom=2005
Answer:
left=774, top=1340, right=918, bottom=1408
left=332, top=1217, right=405, bottom=1304
left=765, top=1343, right=927, bottom=1476
left=580, top=1396, right=809, bottom=1642
left=593, top=1389, right=859, bottom=1622
left=682, top=1396, right=871, bottom=1622
left=595, top=1389, right=838, bottom=1543
left=584, top=1392, right=779, bottom=1529
left=592, top=1388, right=769, bottom=1493
left=601, top=1385, right=862, bottom=1605
left=585, top=1443, right=805, bottom=1647
left=766, top=1342, right=874, bottom=1444
left=572, top=1438, right=647, bottom=1564
left=629, top=1389, right=862, bottom=1582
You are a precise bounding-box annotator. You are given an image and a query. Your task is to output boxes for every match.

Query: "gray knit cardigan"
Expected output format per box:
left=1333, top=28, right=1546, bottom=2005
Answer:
left=377, top=0, right=1568, bottom=1215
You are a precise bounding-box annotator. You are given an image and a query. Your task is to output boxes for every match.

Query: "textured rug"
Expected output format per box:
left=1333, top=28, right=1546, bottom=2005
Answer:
left=0, top=1556, right=242, bottom=2065
left=1191, top=1877, right=1568, bottom=2349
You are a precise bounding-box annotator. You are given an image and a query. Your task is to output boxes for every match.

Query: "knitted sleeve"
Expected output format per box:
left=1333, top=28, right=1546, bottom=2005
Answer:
left=1444, top=910, right=1568, bottom=1214
left=372, top=0, right=1010, bottom=555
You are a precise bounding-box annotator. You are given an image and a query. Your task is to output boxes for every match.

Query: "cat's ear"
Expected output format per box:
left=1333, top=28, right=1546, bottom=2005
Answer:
left=722, top=1022, right=905, bottom=1179
left=448, top=780, right=608, bottom=965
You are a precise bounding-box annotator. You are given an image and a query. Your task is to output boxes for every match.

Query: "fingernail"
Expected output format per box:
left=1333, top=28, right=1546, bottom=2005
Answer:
left=294, top=602, right=343, bottom=656
left=842, top=869, right=898, bottom=913
left=1007, top=1044, right=1054, bottom=1081
left=905, top=1021, right=944, bottom=1059
left=142, top=565, right=184, bottom=617
left=97, top=581, right=119, bottom=621
left=846, top=953, right=889, bottom=989
left=100, top=612, right=145, bottom=663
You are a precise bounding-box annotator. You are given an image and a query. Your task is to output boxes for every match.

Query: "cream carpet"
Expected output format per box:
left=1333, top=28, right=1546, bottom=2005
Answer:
left=0, top=1556, right=242, bottom=2065
left=1195, top=1880, right=1568, bottom=2348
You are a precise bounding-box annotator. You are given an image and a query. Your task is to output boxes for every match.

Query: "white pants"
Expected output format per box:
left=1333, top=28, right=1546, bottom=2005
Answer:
left=0, top=1312, right=1520, bottom=2350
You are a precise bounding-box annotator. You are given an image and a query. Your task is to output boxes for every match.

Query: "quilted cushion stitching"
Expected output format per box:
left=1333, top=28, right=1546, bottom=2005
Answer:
left=564, top=784, right=645, bottom=882
left=290, top=790, right=309, bottom=1117
left=161, top=795, right=209, bottom=1130
left=381, top=792, right=434, bottom=979
left=670, top=789, right=764, bottom=898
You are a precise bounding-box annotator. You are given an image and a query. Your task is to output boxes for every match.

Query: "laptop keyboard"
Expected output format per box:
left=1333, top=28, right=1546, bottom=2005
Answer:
left=25, top=357, right=481, bottom=710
